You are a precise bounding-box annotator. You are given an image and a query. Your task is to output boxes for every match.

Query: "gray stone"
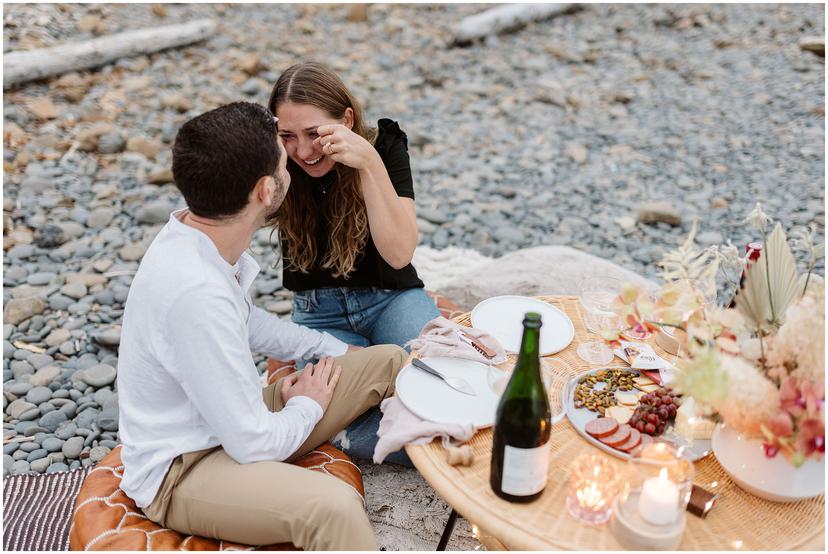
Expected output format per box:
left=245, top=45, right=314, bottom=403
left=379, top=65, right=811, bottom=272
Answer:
left=97, top=406, right=119, bottom=431
left=69, top=460, right=81, bottom=470
left=59, top=341, right=77, bottom=356
left=30, top=457, right=51, bottom=473
left=136, top=202, right=172, bottom=225
left=26, top=272, right=57, bottom=286
left=29, top=365, right=61, bottom=387
left=19, top=408, right=40, bottom=421
left=93, top=388, right=114, bottom=406
left=438, top=246, right=659, bottom=310
left=10, top=360, right=34, bottom=378
left=4, top=442, right=20, bottom=455
left=98, top=132, right=125, bottom=154
left=47, top=462, right=69, bottom=473
left=38, top=401, right=56, bottom=414
left=78, top=364, right=117, bottom=387
left=62, top=436, right=84, bottom=459
left=89, top=445, right=111, bottom=463
left=42, top=437, right=64, bottom=452
left=26, top=448, right=48, bottom=462
left=7, top=381, right=33, bottom=396
left=74, top=408, right=99, bottom=429
left=86, top=208, right=116, bottom=229
left=11, top=460, right=30, bottom=474
left=3, top=453, right=13, bottom=471
left=25, top=386, right=53, bottom=405
left=54, top=421, right=78, bottom=440
left=60, top=282, right=87, bottom=300
left=38, top=410, right=68, bottom=432
left=92, top=327, right=121, bottom=347
left=20, top=441, right=41, bottom=453
left=59, top=400, right=77, bottom=419
left=49, top=294, right=75, bottom=311
left=28, top=353, right=54, bottom=369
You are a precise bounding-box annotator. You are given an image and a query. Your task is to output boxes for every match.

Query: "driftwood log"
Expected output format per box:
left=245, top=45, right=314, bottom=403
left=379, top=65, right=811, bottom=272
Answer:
left=452, top=3, right=582, bottom=46
left=3, top=19, right=216, bottom=88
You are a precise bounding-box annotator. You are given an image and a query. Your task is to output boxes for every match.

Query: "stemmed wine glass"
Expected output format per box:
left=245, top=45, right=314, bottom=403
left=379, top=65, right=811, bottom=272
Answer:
left=577, top=276, right=622, bottom=365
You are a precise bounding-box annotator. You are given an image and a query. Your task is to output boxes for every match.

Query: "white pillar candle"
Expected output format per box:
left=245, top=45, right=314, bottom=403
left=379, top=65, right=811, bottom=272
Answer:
left=637, top=468, right=680, bottom=525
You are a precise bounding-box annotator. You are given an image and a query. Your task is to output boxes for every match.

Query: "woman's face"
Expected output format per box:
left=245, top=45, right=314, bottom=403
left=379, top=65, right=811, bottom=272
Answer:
left=276, top=102, right=347, bottom=178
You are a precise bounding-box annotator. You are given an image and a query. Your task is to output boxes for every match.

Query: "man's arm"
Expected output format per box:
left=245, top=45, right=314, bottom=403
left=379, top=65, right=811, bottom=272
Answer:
left=167, top=291, right=322, bottom=463
left=247, top=304, right=348, bottom=361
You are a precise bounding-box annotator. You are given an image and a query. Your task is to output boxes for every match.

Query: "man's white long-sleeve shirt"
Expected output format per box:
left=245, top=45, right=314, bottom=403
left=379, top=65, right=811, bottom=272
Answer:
left=117, top=209, right=348, bottom=508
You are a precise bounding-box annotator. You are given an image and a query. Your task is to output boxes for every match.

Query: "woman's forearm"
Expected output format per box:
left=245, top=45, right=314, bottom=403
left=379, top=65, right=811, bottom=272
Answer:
left=359, top=157, right=419, bottom=269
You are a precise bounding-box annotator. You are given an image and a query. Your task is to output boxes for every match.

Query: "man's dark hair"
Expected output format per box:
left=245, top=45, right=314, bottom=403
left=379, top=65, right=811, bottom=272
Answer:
left=172, top=102, right=279, bottom=219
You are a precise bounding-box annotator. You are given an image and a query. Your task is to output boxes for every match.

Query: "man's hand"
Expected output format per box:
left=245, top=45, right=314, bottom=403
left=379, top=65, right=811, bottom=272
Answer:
left=280, top=357, right=342, bottom=412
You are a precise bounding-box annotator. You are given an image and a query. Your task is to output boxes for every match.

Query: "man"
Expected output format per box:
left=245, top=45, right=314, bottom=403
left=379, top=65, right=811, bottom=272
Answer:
left=117, top=102, right=405, bottom=550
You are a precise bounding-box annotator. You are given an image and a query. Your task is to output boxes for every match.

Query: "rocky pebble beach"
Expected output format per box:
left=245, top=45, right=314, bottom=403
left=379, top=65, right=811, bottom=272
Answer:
left=3, top=4, right=824, bottom=478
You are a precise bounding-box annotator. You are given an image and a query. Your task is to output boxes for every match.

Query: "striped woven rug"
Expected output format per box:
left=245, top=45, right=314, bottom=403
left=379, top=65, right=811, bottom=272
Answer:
left=3, top=467, right=90, bottom=551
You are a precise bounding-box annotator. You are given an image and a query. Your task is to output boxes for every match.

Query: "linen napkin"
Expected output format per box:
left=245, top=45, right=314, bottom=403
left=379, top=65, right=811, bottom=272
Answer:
left=404, top=316, right=508, bottom=365
left=373, top=397, right=476, bottom=464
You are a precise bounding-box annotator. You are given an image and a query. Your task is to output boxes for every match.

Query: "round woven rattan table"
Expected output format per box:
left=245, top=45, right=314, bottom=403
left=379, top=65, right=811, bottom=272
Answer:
left=405, top=295, right=825, bottom=551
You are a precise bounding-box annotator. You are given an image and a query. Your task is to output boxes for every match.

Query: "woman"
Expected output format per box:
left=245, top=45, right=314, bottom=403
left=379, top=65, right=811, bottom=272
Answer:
left=267, top=62, right=438, bottom=465
left=267, top=62, right=438, bottom=351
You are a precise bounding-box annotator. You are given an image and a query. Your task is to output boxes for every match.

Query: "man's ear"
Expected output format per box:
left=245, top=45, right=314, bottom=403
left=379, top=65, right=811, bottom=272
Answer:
left=252, top=175, right=274, bottom=206
left=344, top=107, right=354, bottom=130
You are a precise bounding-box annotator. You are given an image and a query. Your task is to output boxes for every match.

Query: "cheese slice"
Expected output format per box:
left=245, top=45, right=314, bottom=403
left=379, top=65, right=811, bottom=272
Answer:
left=615, top=391, right=639, bottom=406
left=607, top=405, right=634, bottom=424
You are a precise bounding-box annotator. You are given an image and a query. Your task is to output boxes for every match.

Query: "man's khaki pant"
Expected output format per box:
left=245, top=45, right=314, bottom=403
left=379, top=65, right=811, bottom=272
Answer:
left=143, top=345, right=407, bottom=550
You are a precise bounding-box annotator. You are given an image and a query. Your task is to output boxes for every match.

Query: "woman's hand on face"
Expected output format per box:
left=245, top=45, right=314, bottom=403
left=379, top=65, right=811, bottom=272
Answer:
left=314, top=124, right=379, bottom=171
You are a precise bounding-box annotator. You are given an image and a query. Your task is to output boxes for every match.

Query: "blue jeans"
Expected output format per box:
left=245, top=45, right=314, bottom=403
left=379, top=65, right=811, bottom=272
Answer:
left=292, top=287, right=440, bottom=466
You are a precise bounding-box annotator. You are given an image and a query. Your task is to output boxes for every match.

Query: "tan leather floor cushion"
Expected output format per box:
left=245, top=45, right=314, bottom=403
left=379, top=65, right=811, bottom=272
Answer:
left=69, top=444, right=364, bottom=550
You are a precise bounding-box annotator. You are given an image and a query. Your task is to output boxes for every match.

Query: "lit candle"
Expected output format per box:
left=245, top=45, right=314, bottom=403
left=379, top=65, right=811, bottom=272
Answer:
left=637, top=468, right=680, bottom=525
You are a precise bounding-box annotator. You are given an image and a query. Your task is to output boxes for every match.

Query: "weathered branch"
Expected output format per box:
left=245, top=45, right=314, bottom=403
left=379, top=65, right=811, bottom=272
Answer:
left=452, top=3, right=582, bottom=46
left=4, top=19, right=216, bottom=88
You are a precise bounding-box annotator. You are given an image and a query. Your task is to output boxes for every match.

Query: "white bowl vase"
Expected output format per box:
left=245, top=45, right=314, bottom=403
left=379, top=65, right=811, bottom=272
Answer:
left=712, top=423, right=825, bottom=502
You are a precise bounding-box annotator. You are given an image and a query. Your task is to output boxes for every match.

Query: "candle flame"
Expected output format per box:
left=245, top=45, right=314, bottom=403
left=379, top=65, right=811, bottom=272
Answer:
left=576, top=482, right=606, bottom=509
left=659, top=467, right=669, bottom=483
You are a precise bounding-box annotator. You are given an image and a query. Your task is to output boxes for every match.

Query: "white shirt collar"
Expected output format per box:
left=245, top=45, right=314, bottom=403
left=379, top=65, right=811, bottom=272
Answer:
left=168, top=208, right=261, bottom=292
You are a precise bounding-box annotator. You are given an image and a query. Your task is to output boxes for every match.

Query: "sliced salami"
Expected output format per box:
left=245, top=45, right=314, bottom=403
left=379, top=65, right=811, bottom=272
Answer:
left=585, top=417, right=619, bottom=439
left=599, top=424, right=631, bottom=447
left=629, top=434, right=654, bottom=456
left=616, top=428, right=642, bottom=452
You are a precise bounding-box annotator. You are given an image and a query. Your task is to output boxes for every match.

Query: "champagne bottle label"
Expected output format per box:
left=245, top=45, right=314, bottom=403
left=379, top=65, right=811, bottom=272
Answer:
left=500, top=443, right=550, bottom=496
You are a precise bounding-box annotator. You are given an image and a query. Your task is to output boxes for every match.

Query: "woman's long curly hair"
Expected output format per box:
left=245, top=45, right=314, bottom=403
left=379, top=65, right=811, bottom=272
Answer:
left=267, top=62, right=376, bottom=278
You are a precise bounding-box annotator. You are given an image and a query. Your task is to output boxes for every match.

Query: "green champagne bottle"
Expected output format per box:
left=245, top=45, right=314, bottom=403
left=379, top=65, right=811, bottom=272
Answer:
left=490, top=312, right=552, bottom=502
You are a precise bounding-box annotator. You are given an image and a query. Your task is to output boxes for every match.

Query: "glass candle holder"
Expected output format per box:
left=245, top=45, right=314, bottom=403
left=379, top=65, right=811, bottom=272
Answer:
left=566, top=453, right=625, bottom=524
left=621, top=442, right=694, bottom=527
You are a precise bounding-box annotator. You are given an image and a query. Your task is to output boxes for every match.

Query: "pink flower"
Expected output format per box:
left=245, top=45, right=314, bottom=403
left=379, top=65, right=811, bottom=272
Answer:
left=767, top=411, right=795, bottom=437
left=763, top=442, right=780, bottom=458
left=801, top=380, right=825, bottom=418
left=780, top=378, right=806, bottom=417
left=795, top=418, right=825, bottom=456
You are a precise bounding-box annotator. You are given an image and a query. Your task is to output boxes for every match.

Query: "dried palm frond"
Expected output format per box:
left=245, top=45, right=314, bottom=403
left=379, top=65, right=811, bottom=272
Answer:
left=657, top=220, right=719, bottom=300
left=735, top=223, right=802, bottom=331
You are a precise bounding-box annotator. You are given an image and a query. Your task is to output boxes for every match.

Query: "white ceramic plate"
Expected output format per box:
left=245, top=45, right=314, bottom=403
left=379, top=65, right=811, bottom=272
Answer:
left=564, top=367, right=711, bottom=462
left=470, top=295, right=575, bottom=355
left=712, top=424, right=825, bottom=502
left=396, top=357, right=500, bottom=428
